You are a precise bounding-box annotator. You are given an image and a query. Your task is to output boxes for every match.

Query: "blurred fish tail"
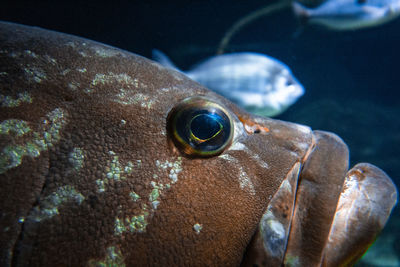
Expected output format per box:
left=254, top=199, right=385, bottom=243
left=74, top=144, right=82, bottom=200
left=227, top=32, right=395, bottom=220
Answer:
left=152, top=49, right=179, bottom=70
left=292, top=1, right=311, bottom=24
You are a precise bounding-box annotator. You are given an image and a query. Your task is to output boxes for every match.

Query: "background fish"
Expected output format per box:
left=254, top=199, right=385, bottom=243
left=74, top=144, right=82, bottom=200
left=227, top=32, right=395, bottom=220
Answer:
left=152, top=49, right=304, bottom=117
left=293, top=0, right=400, bottom=30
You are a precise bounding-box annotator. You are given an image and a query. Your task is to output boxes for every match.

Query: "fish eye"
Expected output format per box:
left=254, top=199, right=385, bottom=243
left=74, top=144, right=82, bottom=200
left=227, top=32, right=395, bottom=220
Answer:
left=357, top=0, right=367, bottom=4
left=167, top=96, right=234, bottom=157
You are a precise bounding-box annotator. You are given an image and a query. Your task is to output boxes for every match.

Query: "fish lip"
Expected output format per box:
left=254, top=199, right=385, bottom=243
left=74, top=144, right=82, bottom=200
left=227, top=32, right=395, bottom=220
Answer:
left=240, top=162, right=302, bottom=266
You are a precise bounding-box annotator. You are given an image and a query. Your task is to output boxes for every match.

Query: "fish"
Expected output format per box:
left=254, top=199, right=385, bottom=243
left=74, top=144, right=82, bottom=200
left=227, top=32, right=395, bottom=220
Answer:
left=152, top=49, right=304, bottom=117
left=0, top=21, right=397, bottom=266
left=292, top=0, right=400, bottom=30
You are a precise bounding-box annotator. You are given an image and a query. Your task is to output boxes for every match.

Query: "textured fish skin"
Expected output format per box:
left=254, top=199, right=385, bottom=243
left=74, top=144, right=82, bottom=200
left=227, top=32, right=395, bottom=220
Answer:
left=0, top=21, right=397, bottom=266
left=0, top=21, right=312, bottom=266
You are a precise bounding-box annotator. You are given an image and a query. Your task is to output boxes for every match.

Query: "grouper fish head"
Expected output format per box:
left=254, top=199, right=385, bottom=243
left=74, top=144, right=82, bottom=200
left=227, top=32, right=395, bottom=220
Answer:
left=0, top=21, right=397, bottom=266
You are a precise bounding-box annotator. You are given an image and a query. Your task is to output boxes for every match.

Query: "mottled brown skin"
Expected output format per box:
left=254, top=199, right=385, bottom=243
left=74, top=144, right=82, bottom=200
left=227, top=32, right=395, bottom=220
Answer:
left=0, top=21, right=397, bottom=267
left=0, top=22, right=312, bottom=266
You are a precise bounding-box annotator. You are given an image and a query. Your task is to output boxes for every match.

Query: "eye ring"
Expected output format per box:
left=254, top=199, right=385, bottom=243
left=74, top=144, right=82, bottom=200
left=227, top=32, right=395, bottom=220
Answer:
left=167, top=96, right=234, bottom=157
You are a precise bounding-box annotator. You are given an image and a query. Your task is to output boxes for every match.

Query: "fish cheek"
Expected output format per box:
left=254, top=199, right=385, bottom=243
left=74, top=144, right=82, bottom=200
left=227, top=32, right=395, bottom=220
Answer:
left=166, top=157, right=266, bottom=265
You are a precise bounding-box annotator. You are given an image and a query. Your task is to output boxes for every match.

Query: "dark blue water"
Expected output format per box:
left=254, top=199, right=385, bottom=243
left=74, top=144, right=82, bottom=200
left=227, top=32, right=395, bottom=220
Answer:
left=2, top=0, right=399, bottom=265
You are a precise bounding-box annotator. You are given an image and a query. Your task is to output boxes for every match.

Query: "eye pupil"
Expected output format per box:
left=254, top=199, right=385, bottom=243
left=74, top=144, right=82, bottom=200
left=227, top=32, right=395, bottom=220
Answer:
left=190, top=113, right=223, bottom=144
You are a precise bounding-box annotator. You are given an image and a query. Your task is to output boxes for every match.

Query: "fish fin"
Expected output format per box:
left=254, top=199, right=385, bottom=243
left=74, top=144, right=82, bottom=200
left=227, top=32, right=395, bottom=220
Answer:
left=152, top=49, right=179, bottom=70
left=292, top=1, right=310, bottom=24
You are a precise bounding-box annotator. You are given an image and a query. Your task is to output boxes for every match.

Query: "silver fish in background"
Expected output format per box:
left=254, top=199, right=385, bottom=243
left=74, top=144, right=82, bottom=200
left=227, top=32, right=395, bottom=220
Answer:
left=152, top=50, right=304, bottom=117
left=293, top=0, right=400, bottom=30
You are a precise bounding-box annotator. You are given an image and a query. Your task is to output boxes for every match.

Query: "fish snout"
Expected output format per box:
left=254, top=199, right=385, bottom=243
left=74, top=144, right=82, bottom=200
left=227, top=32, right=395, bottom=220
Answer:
left=241, top=131, right=398, bottom=266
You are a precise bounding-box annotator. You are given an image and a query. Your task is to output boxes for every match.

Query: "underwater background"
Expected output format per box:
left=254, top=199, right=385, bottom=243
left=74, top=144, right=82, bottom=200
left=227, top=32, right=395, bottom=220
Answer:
left=1, top=0, right=399, bottom=266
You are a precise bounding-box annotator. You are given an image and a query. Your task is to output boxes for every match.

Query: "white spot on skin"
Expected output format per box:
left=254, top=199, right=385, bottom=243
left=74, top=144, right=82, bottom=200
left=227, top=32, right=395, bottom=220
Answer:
left=296, top=142, right=309, bottom=152
left=0, top=120, right=31, bottom=137
left=238, top=168, right=256, bottom=195
left=155, top=157, right=183, bottom=184
left=341, top=174, right=359, bottom=198
left=68, top=147, right=84, bottom=171
left=0, top=92, right=32, bottom=107
left=268, top=220, right=285, bottom=239
left=28, top=185, right=85, bottom=222
left=24, top=50, right=38, bottom=58
left=60, top=69, right=71, bottom=76
left=149, top=181, right=166, bottom=210
left=92, top=45, right=125, bottom=58
left=129, top=191, right=140, bottom=202
left=24, top=67, right=47, bottom=83
left=96, top=151, right=135, bottom=192
left=232, top=118, right=247, bottom=143
left=115, top=89, right=155, bottom=108
left=68, top=82, right=80, bottom=90
left=295, top=124, right=311, bottom=134
left=193, top=223, right=203, bottom=234
left=96, top=179, right=106, bottom=193
left=219, top=154, right=256, bottom=195
left=230, top=142, right=246, bottom=151
left=77, top=68, right=87, bottom=73
left=229, top=142, right=269, bottom=169
left=106, top=156, right=125, bottom=180
left=44, top=55, right=57, bottom=65
left=218, top=154, right=235, bottom=162
left=91, top=73, right=138, bottom=87
left=87, top=246, right=125, bottom=266
left=0, top=108, right=67, bottom=174
left=114, top=209, right=149, bottom=235
left=280, top=179, right=292, bottom=193
left=260, top=210, right=286, bottom=257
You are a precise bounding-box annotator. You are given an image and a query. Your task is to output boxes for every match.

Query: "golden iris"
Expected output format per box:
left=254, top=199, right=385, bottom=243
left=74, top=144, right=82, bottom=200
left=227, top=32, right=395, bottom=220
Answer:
left=167, top=96, right=234, bottom=157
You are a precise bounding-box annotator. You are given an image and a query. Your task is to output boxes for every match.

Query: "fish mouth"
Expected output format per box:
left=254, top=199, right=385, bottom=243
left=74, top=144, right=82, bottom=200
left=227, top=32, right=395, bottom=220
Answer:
left=240, top=160, right=398, bottom=266
left=286, top=84, right=305, bottom=102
